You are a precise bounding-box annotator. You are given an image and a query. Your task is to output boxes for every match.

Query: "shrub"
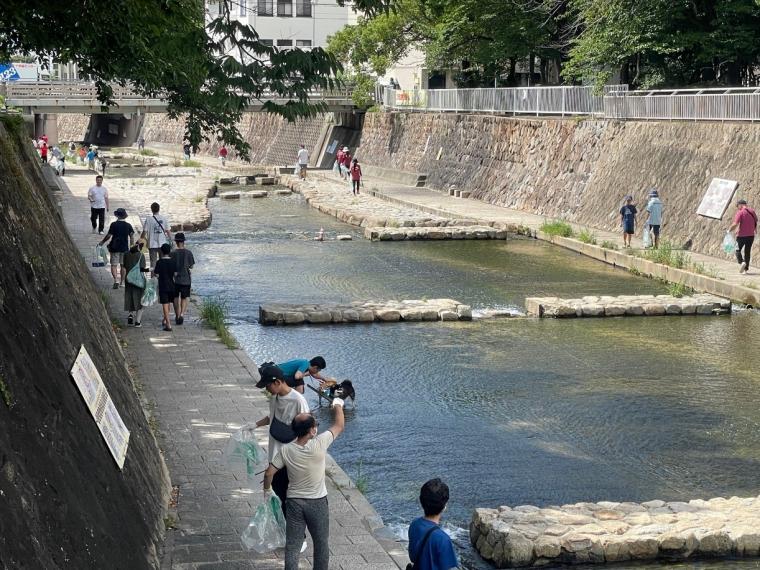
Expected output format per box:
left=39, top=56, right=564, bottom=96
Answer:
left=199, top=297, right=238, bottom=349
left=600, top=240, right=618, bottom=250
left=642, top=241, right=690, bottom=269
left=578, top=229, right=597, bottom=245
left=139, top=149, right=159, bottom=156
left=667, top=282, right=691, bottom=298
left=182, top=159, right=202, bottom=167
left=540, top=220, right=574, bottom=238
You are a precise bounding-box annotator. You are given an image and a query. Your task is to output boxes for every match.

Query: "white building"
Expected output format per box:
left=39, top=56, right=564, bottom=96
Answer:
left=210, top=0, right=355, bottom=50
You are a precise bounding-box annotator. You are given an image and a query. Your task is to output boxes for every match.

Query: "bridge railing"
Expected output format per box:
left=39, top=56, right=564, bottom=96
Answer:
left=603, top=87, right=760, bottom=122
left=382, top=85, right=628, bottom=116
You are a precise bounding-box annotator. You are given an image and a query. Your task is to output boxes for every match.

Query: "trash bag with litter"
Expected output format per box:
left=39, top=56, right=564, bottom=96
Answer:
left=241, top=493, right=287, bottom=553
left=642, top=225, right=652, bottom=248
left=722, top=231, right=737, bottom=254
left=141, top=278, right=158, bottom=306
left=92, top=245, right=108, bottom=267
left=224, top=425, right=267, bottom=479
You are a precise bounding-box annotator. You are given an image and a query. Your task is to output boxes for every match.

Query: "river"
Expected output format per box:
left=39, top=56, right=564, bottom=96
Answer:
left=190, top=192, right=760, bottom=569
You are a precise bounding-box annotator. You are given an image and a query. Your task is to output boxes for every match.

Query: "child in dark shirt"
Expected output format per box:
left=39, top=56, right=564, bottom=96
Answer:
left=620, top=195, right=638, bottom=248
left=153, top=243, right=176, bottom=331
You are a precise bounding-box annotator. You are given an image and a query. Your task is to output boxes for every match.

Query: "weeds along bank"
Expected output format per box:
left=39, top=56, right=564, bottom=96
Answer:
left=358, top=112, right=760, bottom=266
left=0, top=117, right=170, bottom=568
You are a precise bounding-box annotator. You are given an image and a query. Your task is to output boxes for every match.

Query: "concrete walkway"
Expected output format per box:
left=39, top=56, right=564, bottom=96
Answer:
left=57, top=165, right=406, bottom=570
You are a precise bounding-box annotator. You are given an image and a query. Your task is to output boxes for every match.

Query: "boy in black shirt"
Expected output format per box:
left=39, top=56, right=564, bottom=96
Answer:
left=153, top=243, right=177, bottom=331
left=99, top=208, right=134, bottom=288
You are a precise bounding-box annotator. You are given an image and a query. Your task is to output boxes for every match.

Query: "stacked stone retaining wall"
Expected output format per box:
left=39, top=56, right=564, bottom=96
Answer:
left=357, top=113, right=760, bottom=266
left=56, top=113, right=90, bottom=142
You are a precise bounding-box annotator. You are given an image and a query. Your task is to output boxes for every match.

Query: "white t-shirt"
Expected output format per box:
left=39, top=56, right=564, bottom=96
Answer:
left=297, top=148, right=309, bottom=165
left=88, top=185, right=108, bottom=209
left=272, top=431, right=334, bottom=499
left=268, top=389, right=309, bottom=462
left=142, top=214, right=169, bottom=249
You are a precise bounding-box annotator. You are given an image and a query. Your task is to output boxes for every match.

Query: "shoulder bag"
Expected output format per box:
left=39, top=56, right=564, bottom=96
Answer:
left=406, top=525, right=438, bottom=570
left=153, top=215, right=173, bottom=249
left=269, top=397, right=297, bottom=443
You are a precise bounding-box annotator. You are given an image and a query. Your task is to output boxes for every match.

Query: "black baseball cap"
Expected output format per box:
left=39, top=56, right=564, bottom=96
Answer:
left=256, top=364, right=285, bottom=388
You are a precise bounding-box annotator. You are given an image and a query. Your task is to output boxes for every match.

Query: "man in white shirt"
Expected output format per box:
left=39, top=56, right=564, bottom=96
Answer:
left=87, top=175, right=109, bottom=234
left=140, top=202, right=171, bottom=267
left=297, top=144, right=309, bottom=179
left=263, top=396, right=345, bottom=570
left=254, top=364, right=310, bottom=523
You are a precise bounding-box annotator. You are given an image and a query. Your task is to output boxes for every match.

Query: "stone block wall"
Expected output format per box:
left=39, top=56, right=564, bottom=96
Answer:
left=358, top=112, right=760, bottom=265
left=56, top=113, right=90, bottom=142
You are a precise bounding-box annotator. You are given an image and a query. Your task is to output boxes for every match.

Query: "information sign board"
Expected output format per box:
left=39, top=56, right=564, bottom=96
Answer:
left=697, top=178, right=739, bottom=219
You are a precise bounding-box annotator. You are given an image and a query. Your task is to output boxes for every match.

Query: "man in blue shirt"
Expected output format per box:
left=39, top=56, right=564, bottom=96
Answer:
left=408, top=478, right=459, bottom=570
left=277, top=356, right=331, bottom=394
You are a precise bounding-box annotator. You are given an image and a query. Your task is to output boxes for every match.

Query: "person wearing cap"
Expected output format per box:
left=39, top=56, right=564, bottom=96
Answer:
left=99, top=207, right=134, bottom=289
left=340, top=147, right=352, bottom=179
left=254, top=364, right=309, bottom=523
left=170, top=232, right=195, bottom=325
left=262, top=396, right=345, bottom=570
left=619, top=195, right=637, bottom=248
left=276, top=356, right=334, bottom=394
left=644, top=189, right=664, bottom=249
left=729, top=199, right=757, bottom=274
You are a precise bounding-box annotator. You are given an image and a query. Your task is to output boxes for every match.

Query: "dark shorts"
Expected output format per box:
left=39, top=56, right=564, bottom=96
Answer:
left=284, top=374, right=304, bottom=388
left=649, top=224, right=661, bottom=237
left=176, top=284, right=191, bottom=299
left=624, top=223, right=635, bottom=235
left=159, top=290, right=176, bottom=304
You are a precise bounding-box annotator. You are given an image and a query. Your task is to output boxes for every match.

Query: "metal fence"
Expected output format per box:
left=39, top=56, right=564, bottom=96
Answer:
left=603, top=88, right=760, bottom=122
left=382, top=85, right=628, bottom=116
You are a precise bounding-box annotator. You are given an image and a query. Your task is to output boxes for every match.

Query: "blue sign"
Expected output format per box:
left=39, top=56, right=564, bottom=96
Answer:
left=0, top=64, right=21, bottom=82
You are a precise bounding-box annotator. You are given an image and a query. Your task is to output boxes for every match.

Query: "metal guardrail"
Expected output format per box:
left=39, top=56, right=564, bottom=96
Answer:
left=603, top=87, right=760, bottom=122
left=382, top=85, right=628, bottom=116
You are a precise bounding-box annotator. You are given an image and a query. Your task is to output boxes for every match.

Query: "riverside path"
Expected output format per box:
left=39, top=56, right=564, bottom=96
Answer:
left=57, top=164, right=406, bottom=570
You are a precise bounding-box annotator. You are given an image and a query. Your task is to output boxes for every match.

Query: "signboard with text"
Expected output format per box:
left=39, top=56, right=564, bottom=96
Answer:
left=697, top=178, right=739, bottom=220
left=70, top=346, right=130, bottom=469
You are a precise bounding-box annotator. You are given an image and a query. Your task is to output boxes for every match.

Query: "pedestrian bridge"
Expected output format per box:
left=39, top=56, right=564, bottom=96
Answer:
left=3, top=81, right=357, bottom=114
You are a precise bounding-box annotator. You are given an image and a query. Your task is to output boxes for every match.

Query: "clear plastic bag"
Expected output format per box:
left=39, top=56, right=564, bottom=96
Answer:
left=126, top=259, right=146, bottom=288
left=642, top=225, right=652, bottom=248
left=141, top=278, right=158, bottom=306
left=224, top=425, right=267, bottom=479
left=92, top=245, right=108, bottom=267
left=333, top=160, right=340, bottom=175
left=722, top=231, right=736, bottom=254
left=241, top=493, right=287, bottom=553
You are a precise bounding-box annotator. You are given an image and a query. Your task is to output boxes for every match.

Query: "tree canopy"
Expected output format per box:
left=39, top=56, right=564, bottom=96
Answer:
left=0, top=0, right=387, bottom=158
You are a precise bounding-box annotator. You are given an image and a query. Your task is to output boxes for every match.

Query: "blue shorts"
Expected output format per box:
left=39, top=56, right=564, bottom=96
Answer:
left=624, top=223, right=635, bottom=235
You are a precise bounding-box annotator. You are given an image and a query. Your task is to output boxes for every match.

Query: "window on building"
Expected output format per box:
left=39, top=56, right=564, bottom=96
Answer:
left=276, top=39, right=293, bottom=47
left=277, top=0, right=292, bottom=16
left=260, top=39, right=274, bottom=46
left=296, top=40, right=312, bottom=48
left=257, top=0, right=273, bottom=16
left=296, top=0, right=311, bottom=17
left=239, top=0, right=247, bottom=16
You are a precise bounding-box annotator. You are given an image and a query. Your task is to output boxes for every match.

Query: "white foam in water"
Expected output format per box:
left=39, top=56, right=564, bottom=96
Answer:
left=471, top=305, right=524, bottom=319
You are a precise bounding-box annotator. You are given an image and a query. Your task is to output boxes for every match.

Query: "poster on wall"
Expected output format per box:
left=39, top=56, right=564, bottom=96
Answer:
left=70, top=345, right=130, bottom=469
left=697, top=178, right=739, bottom=219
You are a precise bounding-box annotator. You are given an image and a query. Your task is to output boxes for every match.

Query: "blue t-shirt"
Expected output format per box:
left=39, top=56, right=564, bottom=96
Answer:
left=620, top=204, right=637, bottom=226
left=277, top=359, right=310, bottom=380
left=408, top=518, right=458, bottom=570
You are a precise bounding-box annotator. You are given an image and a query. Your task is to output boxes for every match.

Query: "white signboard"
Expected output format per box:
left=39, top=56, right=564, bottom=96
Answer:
left=70, top=346, right=130, bottom=469
left=697, top=178, right=739, bottom=219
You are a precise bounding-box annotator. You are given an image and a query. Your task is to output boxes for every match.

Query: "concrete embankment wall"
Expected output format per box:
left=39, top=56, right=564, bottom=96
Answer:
left=0, top=117, right=170, bottom=568
left=358, top=112, right=760, bottom=266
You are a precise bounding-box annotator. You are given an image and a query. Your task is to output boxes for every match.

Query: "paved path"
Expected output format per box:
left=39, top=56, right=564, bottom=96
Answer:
left=58, top=165, right=406, bottom=570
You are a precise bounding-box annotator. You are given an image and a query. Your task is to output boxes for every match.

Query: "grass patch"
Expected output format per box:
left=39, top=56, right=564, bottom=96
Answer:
left=600, top=240, right=619, bottom=250
left=199, top=297, right=239, bottom=349
left=0, top=376, right=12, bottom=407
left=641, top=241, right=690, bottom=269
left=692, top=261, right=720, bottom=279
left=182, top=159, right=202, bottom=167
left=354, top=459, right=369, bottom=495
left=577, top=229, right=597, bottom=245
left=667, top=282, right=691, bottom=298
left=139, top=149, right=159, bottom=156
left=743, top=280, right=758, bottom=290
left=540, top=220, right=574, bottom=238
left=628, top=267, right=642, bottom=276
left=515, top=225, right=533, bottom=237
left=194, top=195, right=205, bottom=203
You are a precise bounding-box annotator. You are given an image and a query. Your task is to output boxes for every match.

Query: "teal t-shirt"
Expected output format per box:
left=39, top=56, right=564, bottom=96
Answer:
left=277, top=359, right=310, bottom=380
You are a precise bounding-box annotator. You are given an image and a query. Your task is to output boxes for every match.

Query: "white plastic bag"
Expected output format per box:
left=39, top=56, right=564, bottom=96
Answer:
left=642, top=225, right=652, bottom=248
left=224, top=425, right=267, bottom=479
left=722, top=231, right=736, bottom=254
left=92, top=245, right=108, bottom=267
left=141, top=278, right=158, bottom=306
left=241, top=493, right=287, bottom=553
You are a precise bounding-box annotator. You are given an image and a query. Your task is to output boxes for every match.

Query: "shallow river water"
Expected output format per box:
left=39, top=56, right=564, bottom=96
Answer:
left=191, top=193, right=760, bottom=569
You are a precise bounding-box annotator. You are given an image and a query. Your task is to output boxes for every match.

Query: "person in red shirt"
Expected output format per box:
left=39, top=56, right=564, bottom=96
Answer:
left=335, top=147, right=345, bottom=178
left=340, top=147, right=351, bottom=179
left=39, top=143, right=48, bottom=163
left=350, top=158, right=362, bottom=195
left=218, top=145, right=228, bottom=166
left=729, top=198, right=757, bottom=274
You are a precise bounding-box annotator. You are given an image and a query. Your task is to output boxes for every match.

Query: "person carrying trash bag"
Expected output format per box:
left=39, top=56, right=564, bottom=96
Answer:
left=123, top=240, right=151, bottom=328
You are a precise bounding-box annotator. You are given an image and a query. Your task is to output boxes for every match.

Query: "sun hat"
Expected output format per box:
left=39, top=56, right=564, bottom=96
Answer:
left=255, top=364, right=285, bottom=388
left=343, top=146, right=349, bottom=151
left=649, top=189, right=659, bottom=197
left=737, top=199, right=748, bottom=205
left=114, top=208, right=127, bottom=218
left=174, top=232, right=186, bottom=242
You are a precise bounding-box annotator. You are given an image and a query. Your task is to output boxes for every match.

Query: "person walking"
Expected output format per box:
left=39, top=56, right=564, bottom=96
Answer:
left=86, top=147, right=96, bottom=170
left=276, top=356, right=331, bottom=394
left=297, top=144, right=309, bottom=179
left=183, top=142, right=191, bottom=161
left=340, top=147, right=352, bottom=179
left=153, top=243, right=177, bottom=331
left=123, top=240, right=150, bottom=327
left=138, top=135, right=145, bottom=151
left=407, top=478, right=459, bottom=570
left=98, top=208, right=134, bottom=289
left=87, top=175, right=109, bottom=234
left=643, top=189, right=664, bottom=249
left=350, top=158, right=363, bottom=195
left=335, top=146, right=345, bottom=179
left=263, top=397, right=345, bottom=570
left=729, top=198, right=757, bottom=274
left=39, top=142, right=48, bottom=164
left=78, top=145, right=86, bottom=165
left=620, top=195, right=637, bottom=248
left=140, top=202, right=172, bottom=268
left=253, top=365, right=310, bottom=529
left=218, top=145, right=228, bottom=166
left=170, top=232, right=194, bottom=325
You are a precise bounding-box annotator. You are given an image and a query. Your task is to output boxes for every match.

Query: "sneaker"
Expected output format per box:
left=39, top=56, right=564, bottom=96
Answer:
left=163, top=325, right=172, bottom=332
left=127, top=314, right=134, bottom=325
left=99, top=231, right=104, bottom=235
left=112, top=282, right=119, bottom=289
left=176, top=316, right=184, bottom=325
left=134, top=322, right=142, bottom=328
left=740, top=263, right=747, bottom=274
left=300, top=541, right=308, bottom=554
